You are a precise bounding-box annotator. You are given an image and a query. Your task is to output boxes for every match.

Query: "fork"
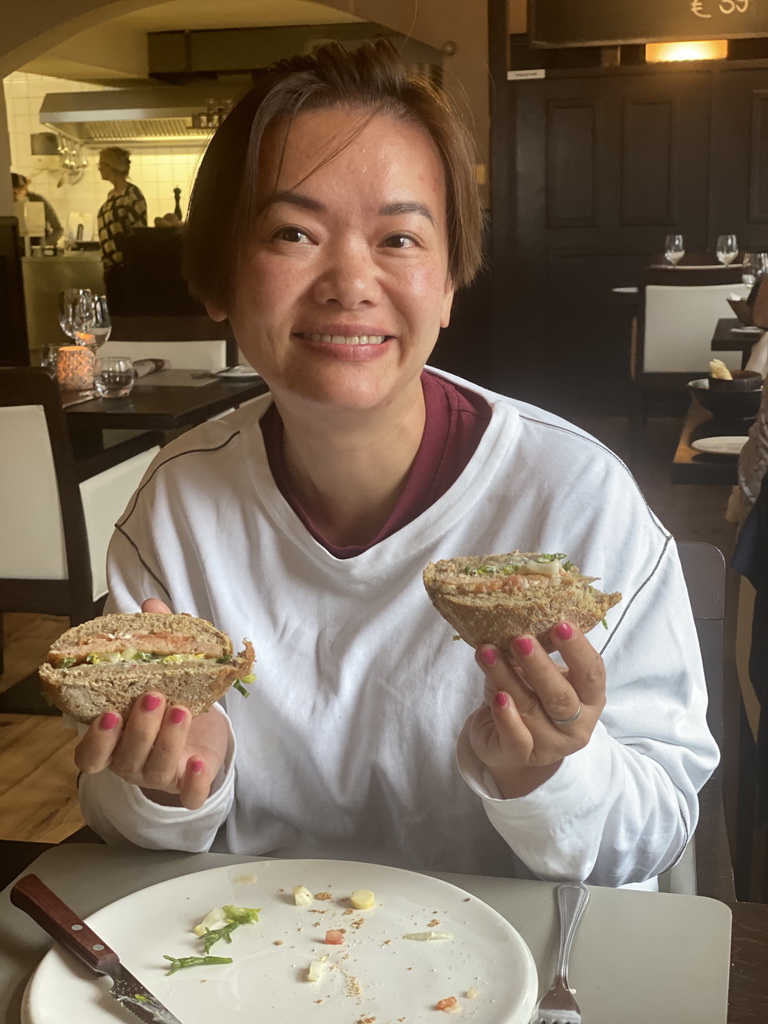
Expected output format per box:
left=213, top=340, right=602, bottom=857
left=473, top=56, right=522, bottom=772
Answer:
left=530, top=882, right=590, bottom=1024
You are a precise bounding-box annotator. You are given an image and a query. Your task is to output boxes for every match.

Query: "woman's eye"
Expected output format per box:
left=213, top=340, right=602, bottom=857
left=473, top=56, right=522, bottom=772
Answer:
left=382, top=233, right=417, bottom=249
left=274, top=226, right=310, bottom=244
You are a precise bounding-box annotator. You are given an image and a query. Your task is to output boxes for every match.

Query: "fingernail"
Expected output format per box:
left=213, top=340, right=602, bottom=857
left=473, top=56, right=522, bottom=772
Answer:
left=190, top=758, right=204, bottom=774
left=513, top=637, right=533, bottom=657
left=169, top=707, right=186, bottom=725
left=494, top=691, right=509, bottom=709
left=100, top=712, right=119, bottom=730
left=142, top=694, right=162, bottom=712
left=479, top=647, right=497, bottom=667
left=555, top=622, right=573, bottom=641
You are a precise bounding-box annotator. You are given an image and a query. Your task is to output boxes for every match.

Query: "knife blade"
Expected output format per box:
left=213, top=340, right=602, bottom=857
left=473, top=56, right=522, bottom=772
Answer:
left=11, top=873, right=183, bottom=1024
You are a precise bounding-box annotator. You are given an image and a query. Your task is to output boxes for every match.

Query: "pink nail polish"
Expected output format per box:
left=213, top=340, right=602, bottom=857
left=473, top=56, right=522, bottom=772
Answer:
left=555, top=622, right=573, bottom=641
left=513, top=637, right=533, bottom=657
left=169, top=707, right=186, bottom=725
left=100, top=712, right=119, bottom=730
left=142, top=694, right=161, bottom=712
left=190, top=758, right=204, bottom=774
left=494, top=691, right=509, bottom=709
left=479, top=647, right=497, bottom=667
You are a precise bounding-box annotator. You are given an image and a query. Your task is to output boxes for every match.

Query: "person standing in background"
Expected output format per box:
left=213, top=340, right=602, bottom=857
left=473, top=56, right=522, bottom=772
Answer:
left=11, top=172, right=63, bottom=247
left=96, top=147, right=147, bottom=312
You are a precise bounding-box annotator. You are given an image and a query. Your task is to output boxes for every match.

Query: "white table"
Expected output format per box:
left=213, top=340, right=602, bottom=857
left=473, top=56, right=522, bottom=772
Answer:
left=0, top=844, right=732, bottom=1023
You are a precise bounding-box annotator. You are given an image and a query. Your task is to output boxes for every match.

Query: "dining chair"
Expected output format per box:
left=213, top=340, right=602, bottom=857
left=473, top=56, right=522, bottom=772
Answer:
left=0, top=367, right=160, bottom=679
left=629, top=274, right=749, bottom=456
left=658, top=541, right=735, bottom=899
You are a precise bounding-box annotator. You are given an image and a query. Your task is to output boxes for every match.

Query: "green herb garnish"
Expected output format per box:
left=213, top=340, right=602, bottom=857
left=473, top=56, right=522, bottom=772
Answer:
left=223, top=905, right=260, bottom=924
left=601, top=617, right=608, bottom=629
left=61, top=656, right=76, bottom=669
left=233, top=674, right=255, bottom=698
left=216, top=653, right=234, bottom=664
left=162, top=954, right=233, bottom=975
left=201, top=921, right=239, bottom=952
left=133, top=994, right=149, bottom=1003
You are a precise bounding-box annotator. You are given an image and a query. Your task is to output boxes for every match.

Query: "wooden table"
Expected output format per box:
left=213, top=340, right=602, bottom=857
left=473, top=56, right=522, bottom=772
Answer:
left=673, top=400, right=752, bottom=485
left=711, top=318, right=765, bottom=368
left=63, top=369, right=269, bottom=458
left=1, top=838, right=766, bottom=1023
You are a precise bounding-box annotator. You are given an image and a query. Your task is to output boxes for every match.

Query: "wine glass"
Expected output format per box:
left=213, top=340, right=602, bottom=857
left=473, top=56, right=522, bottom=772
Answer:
left=58, top=288, right=95, bottom=342
left=715, top=234, right=739, bottom=266
left=664, top=234, right=685, bottom=266
left=89, top=295, right=112, bottom=349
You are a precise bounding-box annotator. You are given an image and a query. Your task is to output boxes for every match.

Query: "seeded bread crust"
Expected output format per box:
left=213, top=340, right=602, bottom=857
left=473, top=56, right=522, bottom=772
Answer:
left=38, top=612, right=254, bottom=723
left=423, top=554, right=621, bottom=653
left=46, top=612, right=230, bottom=655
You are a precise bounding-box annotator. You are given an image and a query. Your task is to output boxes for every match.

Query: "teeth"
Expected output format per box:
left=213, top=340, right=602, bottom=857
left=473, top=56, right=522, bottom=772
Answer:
left=306, top=333, right=386, bottom=346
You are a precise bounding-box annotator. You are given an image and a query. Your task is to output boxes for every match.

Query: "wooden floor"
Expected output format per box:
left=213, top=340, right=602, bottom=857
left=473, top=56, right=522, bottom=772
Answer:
left=0, top=415, right=738, bottom=845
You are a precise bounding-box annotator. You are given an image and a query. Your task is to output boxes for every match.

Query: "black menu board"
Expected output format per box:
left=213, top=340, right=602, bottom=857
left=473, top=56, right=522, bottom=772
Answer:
left=529, top=0, right=766, bottom=48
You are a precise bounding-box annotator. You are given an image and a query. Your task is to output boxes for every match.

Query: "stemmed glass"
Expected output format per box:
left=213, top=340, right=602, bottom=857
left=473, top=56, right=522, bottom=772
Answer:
left=715, top=234, right=739, bottom=266
left=89, top=295, right=112, bottom=349
left=58, top=288, right=95, bottom=342
left=664, top=234, right=685, bottom=266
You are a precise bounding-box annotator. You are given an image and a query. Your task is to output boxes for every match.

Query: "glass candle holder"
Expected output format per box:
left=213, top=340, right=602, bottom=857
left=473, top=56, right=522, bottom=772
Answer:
left=56, top=344, right=95, bottom=390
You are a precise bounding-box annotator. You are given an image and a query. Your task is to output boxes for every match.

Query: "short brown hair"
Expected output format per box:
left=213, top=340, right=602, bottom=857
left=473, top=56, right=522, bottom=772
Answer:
left=184, top=39, right=483, bottom=313
left=99, top=147, right=132, bottom=175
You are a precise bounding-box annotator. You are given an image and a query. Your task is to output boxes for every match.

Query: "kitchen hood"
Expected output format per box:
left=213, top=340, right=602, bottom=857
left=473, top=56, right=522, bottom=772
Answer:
left=39, top=80, right=249, bottom=145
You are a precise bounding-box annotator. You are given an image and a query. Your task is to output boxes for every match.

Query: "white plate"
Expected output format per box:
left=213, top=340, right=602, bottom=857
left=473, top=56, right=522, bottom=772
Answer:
left=691, top=436, right=749, bottom=456
left=22, top=860, right=538, bottom=1024
left=216, top=366, right=262, bottom=380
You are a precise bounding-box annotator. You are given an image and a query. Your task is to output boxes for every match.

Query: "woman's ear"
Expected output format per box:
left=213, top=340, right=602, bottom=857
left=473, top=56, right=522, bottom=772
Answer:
left=440, top=280, right=455, bottom=329
left=204, top=301, right=228, bottom=323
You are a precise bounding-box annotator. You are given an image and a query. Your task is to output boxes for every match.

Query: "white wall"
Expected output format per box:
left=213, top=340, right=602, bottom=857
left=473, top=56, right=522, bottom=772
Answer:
left=3, top=70, right=208, bottom=239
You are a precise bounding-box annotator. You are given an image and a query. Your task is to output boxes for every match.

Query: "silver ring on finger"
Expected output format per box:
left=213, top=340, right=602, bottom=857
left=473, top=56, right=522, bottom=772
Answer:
left=549, top=703, right=582, bottom=727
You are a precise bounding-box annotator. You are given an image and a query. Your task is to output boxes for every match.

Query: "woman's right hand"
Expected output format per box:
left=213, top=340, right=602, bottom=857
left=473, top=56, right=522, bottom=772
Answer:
left=73, top=599, right=229, bottom=810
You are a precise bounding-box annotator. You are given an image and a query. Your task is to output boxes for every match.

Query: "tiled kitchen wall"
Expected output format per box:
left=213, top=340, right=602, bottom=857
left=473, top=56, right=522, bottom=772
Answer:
left=3, top=71, right=206, bottom=240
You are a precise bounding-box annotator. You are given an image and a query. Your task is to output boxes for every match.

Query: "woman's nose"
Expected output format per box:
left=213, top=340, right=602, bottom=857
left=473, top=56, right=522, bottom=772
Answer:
left=312, top=241, right=382, bottom=308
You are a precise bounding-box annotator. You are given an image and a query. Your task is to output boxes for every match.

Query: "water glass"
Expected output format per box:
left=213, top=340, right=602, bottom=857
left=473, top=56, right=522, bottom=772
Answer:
left=94, top=356, right=134, bottom=398
left=715, top=234, right=739, bottom=266
left=664, top=234, right=685, bottom=265
left=39, top=345, right=60, bottom=377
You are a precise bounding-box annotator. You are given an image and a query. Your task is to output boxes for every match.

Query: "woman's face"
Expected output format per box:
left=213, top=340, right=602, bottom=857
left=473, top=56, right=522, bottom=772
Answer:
left=216, top=107, right=455, bottom=415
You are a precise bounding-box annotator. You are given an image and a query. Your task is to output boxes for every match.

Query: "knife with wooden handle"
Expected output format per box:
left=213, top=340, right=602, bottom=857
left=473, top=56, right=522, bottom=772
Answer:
left=11, top=874, right=183, bottom=1024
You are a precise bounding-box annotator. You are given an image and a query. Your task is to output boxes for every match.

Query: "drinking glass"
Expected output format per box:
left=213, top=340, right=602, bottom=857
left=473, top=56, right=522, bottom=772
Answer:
left=39, top=345, right=60, bottom=377
left=58, top=288, right=95, bottom=341
left=715, top=234, right=739, bottom=266
left=89, top=295, right=112, bottom=349
left=93, top=356, right=134, bottom=398
left=664, top=234, right=685, bottom=266
left=742, top=253, right=759, bottom=285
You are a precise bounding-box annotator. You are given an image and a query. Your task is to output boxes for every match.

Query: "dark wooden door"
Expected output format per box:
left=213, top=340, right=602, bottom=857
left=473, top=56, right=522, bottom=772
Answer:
left=494, top=67, right=714, bottom=404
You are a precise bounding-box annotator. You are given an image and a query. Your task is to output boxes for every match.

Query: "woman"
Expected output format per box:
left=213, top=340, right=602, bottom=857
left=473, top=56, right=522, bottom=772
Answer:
left=75, top=41, right=718, bottom=887
left=96, top=146, right=147, bottom=312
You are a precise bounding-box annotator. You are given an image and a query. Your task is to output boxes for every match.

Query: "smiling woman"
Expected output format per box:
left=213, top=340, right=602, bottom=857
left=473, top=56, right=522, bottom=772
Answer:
left=73, top=40, right=719, bottom=891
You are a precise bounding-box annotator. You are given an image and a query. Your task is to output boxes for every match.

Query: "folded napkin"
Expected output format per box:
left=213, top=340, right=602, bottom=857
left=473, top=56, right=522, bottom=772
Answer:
left=132, top=358, right=167, bottom=378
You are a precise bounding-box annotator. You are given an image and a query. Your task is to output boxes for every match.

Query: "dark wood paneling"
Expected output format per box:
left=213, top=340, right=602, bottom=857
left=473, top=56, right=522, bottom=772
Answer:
left=546, top=102, right=597, bottom=226
left=621, top=100, right=675, bottom=225
left=749, top=91, right=768, bottom=222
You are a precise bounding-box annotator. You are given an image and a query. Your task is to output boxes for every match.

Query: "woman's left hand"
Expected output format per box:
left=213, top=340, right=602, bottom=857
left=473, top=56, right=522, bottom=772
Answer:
left=467, top=621, right=606, bottom=798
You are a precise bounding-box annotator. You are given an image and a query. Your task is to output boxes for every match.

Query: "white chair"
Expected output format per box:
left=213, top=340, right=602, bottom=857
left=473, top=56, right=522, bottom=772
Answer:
left=98, top=338, right=227, bottom=371
left=0, top=368, right=159, bottom=675
left=630, top=275, right=749, bottom=452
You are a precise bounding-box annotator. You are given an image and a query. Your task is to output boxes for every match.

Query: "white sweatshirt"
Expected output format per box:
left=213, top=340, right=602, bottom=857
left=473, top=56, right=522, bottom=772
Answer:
left=79, top=370, right=719, bottom=886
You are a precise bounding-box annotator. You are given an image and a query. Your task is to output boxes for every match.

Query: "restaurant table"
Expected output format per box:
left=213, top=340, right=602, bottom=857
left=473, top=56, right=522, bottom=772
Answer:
left=711, top=318, right=765, bottom=369
left=1, top=841, right=766, bottom=1024
left=672, top=399, right=753, bottom=485
left=62, top=369, right=269, bottom=459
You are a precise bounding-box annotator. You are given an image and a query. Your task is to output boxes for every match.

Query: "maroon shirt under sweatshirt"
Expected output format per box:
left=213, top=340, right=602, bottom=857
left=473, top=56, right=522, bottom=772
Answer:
left=260, top=370, right=491, bottom=558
